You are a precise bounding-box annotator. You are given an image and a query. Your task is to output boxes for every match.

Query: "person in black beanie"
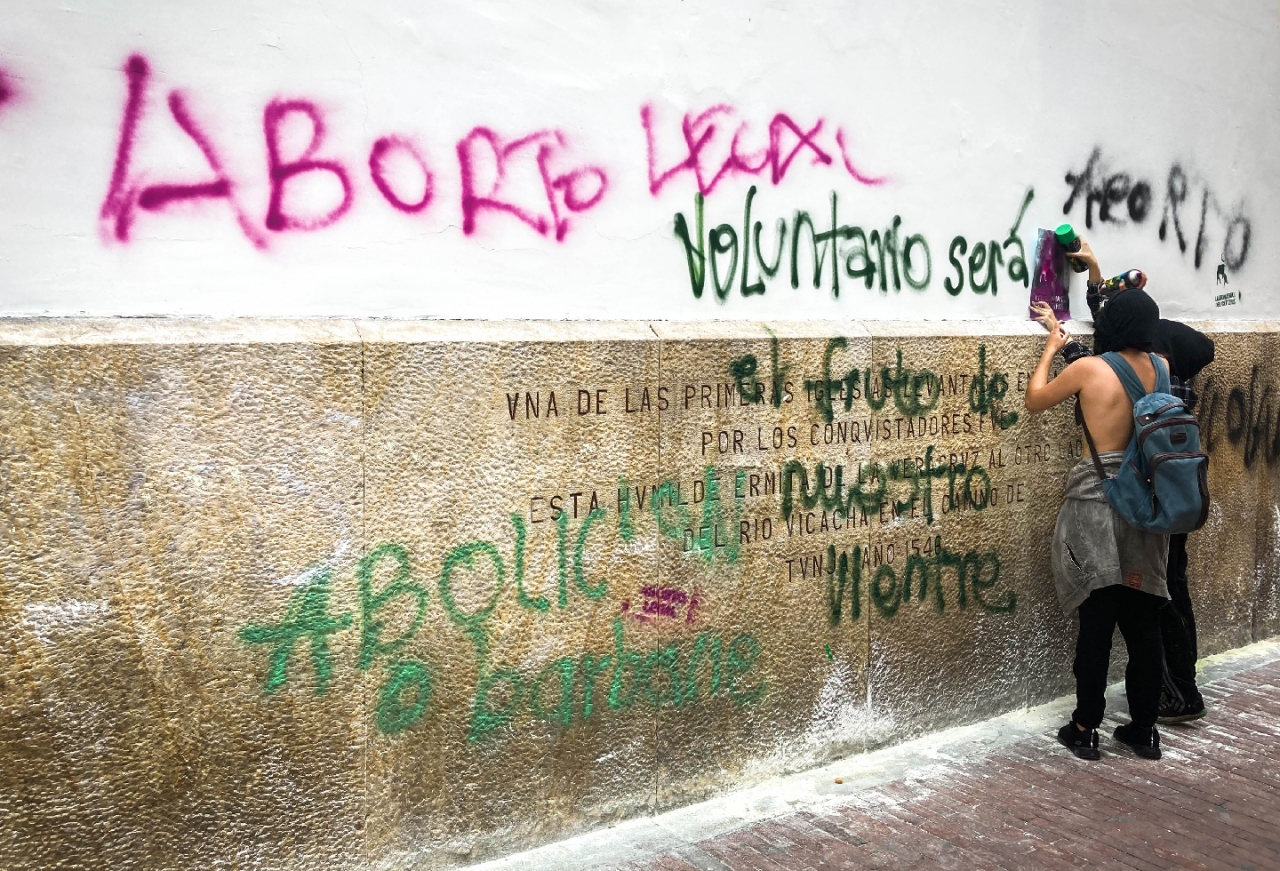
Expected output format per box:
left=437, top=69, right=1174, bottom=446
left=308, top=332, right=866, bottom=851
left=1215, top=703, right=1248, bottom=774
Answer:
left=1028, top=281, right=1170, bottom=761
left=1057, top=241, right=1214, bottom=725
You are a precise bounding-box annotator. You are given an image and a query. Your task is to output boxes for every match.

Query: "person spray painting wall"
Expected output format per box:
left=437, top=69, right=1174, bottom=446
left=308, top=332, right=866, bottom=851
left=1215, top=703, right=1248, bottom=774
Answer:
left=1052, top=236, right=1216, bottom=725
left=1026, top=227, right=1178, bottom=761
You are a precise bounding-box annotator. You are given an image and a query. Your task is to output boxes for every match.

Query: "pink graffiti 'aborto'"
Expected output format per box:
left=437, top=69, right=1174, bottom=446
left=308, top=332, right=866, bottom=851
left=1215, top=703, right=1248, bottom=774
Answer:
left=458, top=126, right=608, bottom=242
left=263, top=99, right=354, bottom=232
left=100, top=55, right=267, bottom=247
left=369, top=135, right=435, bottom=214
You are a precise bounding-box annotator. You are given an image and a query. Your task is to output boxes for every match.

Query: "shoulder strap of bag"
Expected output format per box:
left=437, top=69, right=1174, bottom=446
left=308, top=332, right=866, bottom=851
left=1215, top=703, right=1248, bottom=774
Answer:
left=1077, top=396, right=1110, bottom=482
left=1150, top=353, right=1171, bottom=393
left=1099, top=351, right=1148, bottom=403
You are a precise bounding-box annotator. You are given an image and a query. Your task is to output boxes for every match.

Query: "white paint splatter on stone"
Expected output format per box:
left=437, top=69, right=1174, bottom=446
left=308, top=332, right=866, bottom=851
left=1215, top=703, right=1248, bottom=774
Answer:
left=323, top=411, right=361, bottom=427
left=22, top=599, right=110, bottom=644
left=273, top=538, right=351, bottom=586
left=802, top=657, right=896, bottom=751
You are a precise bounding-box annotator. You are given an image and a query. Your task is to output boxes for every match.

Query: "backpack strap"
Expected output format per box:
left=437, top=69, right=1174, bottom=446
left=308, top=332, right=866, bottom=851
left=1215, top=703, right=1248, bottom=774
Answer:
left=1081, top=353, right=1173, bottom=483
left=1099, top=351, right=1150, bottom=403
left=1150, top=353, right=1171, bottom=393
left=1079, top=407, right=1110, bottom=483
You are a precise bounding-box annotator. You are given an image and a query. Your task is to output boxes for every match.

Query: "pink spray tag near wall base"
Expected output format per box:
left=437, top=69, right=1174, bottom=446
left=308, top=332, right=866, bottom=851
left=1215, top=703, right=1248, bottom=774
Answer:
left=1029, top=228, right=1071, bottom=322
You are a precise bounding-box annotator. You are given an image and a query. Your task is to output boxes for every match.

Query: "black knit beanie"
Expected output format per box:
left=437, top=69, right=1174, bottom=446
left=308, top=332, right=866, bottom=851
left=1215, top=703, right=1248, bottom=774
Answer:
left=1093, top=288, right=1160, bottom=354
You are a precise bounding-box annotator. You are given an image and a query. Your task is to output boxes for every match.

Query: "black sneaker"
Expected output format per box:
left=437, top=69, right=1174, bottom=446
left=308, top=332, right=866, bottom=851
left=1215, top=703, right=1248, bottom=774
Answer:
left=1113, top=723, right=1162, bottom=759
left=1157, top=700, right=1207, bottom=725
left=1057, top=722, right=1100, bottom=760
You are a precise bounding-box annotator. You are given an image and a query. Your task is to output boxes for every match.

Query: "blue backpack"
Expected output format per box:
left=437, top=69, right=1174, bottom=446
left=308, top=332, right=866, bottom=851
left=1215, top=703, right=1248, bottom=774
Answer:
left=1080, top=352, right=1210, bottom=534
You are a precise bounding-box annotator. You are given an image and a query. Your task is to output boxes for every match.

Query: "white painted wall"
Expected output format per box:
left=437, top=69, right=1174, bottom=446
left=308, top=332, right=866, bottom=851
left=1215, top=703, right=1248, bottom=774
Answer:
left=0, top=0, right=1275, bottom=320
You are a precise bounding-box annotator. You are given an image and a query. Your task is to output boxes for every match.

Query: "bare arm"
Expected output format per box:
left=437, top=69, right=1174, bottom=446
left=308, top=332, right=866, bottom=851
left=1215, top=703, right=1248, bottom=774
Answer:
left=1026, top=306, right=1092, bottom=412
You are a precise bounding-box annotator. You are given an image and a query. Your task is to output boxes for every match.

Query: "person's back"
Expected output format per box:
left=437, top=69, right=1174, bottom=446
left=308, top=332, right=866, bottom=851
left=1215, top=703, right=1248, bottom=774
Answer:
left=1073, top=349, right=1160, bottom=452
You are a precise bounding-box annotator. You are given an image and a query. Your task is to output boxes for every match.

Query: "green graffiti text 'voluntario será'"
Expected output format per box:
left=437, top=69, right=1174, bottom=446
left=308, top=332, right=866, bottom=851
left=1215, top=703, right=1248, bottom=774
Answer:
left=675, top=186, right=1033, bottom=301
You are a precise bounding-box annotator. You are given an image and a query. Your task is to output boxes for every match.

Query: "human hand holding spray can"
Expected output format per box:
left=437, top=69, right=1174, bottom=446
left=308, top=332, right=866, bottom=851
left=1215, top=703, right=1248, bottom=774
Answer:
left=1055, top=224, right=1091, bottom=273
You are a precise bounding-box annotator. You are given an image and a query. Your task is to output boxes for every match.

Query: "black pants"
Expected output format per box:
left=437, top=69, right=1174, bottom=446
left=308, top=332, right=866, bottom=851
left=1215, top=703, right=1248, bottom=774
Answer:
left=1073, top=585, right=1164, bottom=729
left=1160, top=534, right=1204, bottom=709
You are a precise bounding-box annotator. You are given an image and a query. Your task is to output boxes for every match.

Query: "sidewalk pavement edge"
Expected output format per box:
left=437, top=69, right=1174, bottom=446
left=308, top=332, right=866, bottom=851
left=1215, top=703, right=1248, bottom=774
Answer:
left=465, top=636, right=1280, bottom=871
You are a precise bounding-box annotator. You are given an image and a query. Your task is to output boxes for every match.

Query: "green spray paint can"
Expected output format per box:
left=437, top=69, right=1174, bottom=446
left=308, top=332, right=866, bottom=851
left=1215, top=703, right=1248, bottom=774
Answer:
left=1055, top=223, right=1089, bottom=273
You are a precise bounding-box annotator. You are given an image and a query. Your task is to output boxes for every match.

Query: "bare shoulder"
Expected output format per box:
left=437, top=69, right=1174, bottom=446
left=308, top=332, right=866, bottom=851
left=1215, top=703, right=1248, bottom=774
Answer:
left=1067, top=355, right=1107, bottom=371
left=1063, top=355, right=1108, bottom=378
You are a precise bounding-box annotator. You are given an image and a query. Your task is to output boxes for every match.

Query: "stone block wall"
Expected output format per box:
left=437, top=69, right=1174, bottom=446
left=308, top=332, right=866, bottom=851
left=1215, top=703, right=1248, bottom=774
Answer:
left=1, top=318, right=1276, bottom=870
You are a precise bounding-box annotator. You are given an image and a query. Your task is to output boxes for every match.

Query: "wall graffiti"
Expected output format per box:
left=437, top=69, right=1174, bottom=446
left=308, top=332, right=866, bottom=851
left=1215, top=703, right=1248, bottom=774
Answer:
left=796, top=339, right=1017, bottom=429
left=4, top=9, right=1279, bottom=866
left=87, top=51, right=1045, bottom=286
left=368, top=135, right=434, bottom=215
left=1200, top=367, right=1280, bottom=470
left=100, top=56, right=268, bottom=247
left=778, top=447, right=997, bottom=528
left=2, top=36, right=1274, bottom=325
left=240, top=508, right=614, bottom=739
left=642, top=101, right=886, bottom=198
left=239, top=339, right=1045, bottom=743
left=1062, top=147, right=1252, bottom=272
left=238, top=530, right=765, bottom=742
left=945, top=188, right=1034, bottom=297
left=675, top=187, right=1032, bottom=302
left=822, top=537, right=1014, bottom=623
left=620, top=585, right=701, bottom=624
left=238, top=568, right=353, bottom=695
left=98, top=54, right=608, bottom=247
left=235, top=335, right=1039, bottom=742
left=625, top=466, right=745, bottom=563
left=19, top=55, right=1265, bottom=318
left=729, top=333, right=793, bottom=409
left=457, top=126, right=607, bottom=242
left=471, top=620, right=764, bottom=740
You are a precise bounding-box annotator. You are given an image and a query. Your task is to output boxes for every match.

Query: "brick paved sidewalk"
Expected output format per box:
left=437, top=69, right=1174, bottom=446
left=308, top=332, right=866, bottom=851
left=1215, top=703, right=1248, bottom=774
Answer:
left=473, top=641, right=1280, bottom=871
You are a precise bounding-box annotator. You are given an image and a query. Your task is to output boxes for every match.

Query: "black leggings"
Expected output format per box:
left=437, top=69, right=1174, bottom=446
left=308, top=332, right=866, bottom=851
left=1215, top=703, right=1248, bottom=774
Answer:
left=1073, top=585, right=1165, bottom=729
left=1160, top=534, right=1204, bottom=709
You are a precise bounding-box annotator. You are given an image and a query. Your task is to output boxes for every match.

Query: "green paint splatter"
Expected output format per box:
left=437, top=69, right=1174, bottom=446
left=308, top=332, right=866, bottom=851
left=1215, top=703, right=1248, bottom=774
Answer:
left=651, top=479, right=692, bottom=543
left=727, top=635, right=765, bottom=705
left=608, top=618, right=642, bottom=711
left=728, top=333, right=790, bottom=408
left=239, top=569, right=352, bottom=695
left=968, top=344, right=1019, bottom=428
left=510, top=513, right=550, bottom=612
left=783, top=447, right=967, bottom=527
left=616, top=476, right=635, bottom=542
left=357, top=543, right=427, bottom=671
left=574, top=508, right=608, bottom=598
left=469, top=667, right=525, bottom=742
left=530, top=657, right=576, bottom=728
left=375, top=659, right=433, bottom=735
left=438, top=540, right=506, bottom=659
